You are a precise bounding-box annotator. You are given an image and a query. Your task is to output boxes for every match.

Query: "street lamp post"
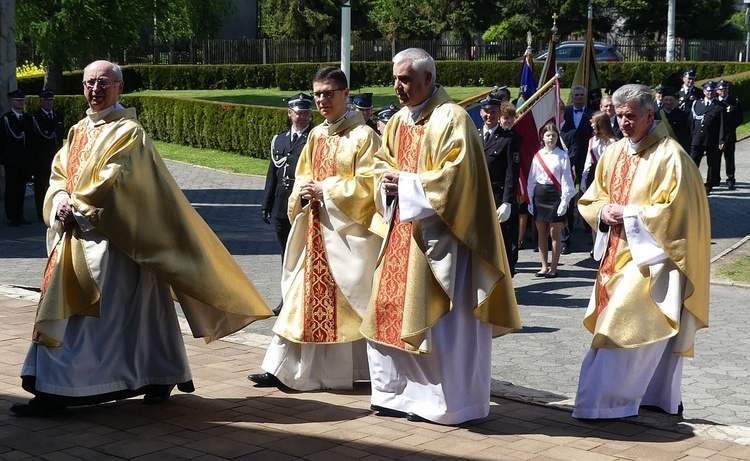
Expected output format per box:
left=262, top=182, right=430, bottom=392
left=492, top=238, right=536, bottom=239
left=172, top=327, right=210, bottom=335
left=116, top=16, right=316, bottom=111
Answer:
left=341, top=0, right=351, bottom=84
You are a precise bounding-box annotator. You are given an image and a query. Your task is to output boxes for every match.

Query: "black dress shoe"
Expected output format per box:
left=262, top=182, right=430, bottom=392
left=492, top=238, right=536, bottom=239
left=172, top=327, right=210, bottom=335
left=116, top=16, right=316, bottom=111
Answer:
left=7, top=220, right=20, bottom=227
left=370, top=404, right=407, bottom=418
left=143, top=384, right=176, bottom=404
left=406, top=412, right=431, bottom=423
left=19, top=219, right=32, bottom=225
left=247, top=372, right=283, bottom=388
left=10, top=400, right=67, bottom=417
left=272, top=301, right=283, bottom=316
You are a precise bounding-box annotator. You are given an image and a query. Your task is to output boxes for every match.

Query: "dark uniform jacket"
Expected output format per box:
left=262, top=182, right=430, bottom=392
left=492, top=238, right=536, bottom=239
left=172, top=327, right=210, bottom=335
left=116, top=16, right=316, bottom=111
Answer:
left=690, top=99, right=726, bottom=147
left=262, top=124, right=313, bottom=220
left=31, top=109, right=65, bottom=169
left=719, top=95, right=744, bottom=140
left=656, top=108, right=692, bottom=153
left=480, top=126, right=521, bottom=206
left=0, top=111, right=33, bottom=169
left=679, top=86, right=703, bottom=113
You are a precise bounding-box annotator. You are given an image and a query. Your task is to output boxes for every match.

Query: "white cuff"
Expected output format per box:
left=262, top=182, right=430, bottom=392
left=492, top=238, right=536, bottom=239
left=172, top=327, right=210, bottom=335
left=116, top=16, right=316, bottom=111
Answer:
left=398, top=172, right=435, bottom=222
left=623, top=205, right=668, bottom=266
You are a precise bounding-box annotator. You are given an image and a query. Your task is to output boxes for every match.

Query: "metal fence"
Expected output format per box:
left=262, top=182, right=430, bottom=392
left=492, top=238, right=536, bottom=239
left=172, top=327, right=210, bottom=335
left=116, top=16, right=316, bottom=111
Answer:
left=19, top=36, right=750, bottom=66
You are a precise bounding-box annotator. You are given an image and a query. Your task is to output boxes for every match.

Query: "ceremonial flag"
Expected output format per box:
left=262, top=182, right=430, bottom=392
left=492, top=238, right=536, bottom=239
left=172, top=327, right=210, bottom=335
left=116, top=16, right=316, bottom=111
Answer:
left=513, top=77, right=561, bottom=202
left=516, top=48, right=537, bottom=107
left=457, top=89, right=493, bottom=129
left=570, top=2, right=602, bottom=109
left=537, top=38, right=557, bottom=89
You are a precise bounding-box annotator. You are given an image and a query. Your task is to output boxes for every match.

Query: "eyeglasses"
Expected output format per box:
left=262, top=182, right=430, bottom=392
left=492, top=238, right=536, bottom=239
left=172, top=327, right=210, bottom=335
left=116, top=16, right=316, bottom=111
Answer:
left=312, top=89, right=344, bottom=100
left=82, top=78, right=121, bottom=90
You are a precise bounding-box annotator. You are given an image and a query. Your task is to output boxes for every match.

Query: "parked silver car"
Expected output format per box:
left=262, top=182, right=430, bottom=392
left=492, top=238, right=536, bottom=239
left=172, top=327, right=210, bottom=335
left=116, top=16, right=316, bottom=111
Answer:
left=518, top=41, right=624, bottom=62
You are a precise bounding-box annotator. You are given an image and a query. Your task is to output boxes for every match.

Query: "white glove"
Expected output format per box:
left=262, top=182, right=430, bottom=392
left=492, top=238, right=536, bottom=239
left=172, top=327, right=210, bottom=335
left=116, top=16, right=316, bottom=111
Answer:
left=557, top=202, right=568, bottom=216
left=496, top=203, right=511, bottom=223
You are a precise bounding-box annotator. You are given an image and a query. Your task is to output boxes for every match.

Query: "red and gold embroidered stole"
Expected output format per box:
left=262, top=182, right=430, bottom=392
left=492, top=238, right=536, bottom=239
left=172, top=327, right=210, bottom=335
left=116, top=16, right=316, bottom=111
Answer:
left=34, top=124, right=102, bottom=343
left=301, top=134, right=341, bottom=342
left=39, top=124, right=99, bottom=300
left=595, top=147, right=641, bottom=314
left=371, top=123, right=424, bottom=348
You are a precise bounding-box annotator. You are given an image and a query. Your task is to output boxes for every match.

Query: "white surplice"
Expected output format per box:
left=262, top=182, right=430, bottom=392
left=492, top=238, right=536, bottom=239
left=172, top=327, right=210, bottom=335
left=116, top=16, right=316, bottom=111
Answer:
left=367, top=173, right=493, bottom=425
left=573, top=206, right=686, bottom=418
left=22, top=212, right=191, bottom=396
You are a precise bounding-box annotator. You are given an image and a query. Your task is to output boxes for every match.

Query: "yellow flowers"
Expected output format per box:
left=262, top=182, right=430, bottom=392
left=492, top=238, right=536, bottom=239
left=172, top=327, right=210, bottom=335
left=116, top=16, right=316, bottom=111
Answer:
left=16, top=61, right=45, bottom=78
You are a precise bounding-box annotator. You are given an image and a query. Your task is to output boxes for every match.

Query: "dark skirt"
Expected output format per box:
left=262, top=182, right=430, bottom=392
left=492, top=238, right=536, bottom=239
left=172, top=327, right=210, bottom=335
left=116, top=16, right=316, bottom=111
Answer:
left=533, top=183, right=564, bottom=223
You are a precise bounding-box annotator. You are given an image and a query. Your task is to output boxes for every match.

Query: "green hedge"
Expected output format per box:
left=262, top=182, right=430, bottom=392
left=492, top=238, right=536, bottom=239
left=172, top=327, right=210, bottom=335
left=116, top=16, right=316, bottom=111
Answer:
left=18, top=61, right=750, bottom=94
left=17, top=60, right=750, bottom=162
left=24, top=94, right=320, bottom=160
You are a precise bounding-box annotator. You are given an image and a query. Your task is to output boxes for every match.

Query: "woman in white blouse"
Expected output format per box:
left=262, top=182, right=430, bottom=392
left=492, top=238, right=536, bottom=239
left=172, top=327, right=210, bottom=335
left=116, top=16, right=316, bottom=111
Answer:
left=527, top=123, right=575, bottom=278
left=581, top=111, right=618, bottom=255
left=581, top=111, right=618, bottom=192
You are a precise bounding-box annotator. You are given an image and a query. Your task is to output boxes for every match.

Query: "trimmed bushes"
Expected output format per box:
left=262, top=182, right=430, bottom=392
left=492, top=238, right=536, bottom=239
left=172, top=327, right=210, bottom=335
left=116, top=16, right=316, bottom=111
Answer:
left=17, top=60, right=750, bottom=161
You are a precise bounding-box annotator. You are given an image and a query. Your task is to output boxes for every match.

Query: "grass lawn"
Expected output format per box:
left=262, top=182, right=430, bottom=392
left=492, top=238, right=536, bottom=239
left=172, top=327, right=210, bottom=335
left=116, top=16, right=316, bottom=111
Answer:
left=715, top=255, right=750, bottom=283
left=133, top=86, right=520, bottom=109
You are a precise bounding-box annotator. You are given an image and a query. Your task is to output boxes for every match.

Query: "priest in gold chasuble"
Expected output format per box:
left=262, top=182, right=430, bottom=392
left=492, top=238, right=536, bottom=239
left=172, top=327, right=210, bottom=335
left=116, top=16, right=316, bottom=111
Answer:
left=361, top=48, right=521, bottom=425
left=13, top=61, right=272, bottom=417
left=252, top=67, right=384, bottom=391
left=573, top=84, right=710, bottom=420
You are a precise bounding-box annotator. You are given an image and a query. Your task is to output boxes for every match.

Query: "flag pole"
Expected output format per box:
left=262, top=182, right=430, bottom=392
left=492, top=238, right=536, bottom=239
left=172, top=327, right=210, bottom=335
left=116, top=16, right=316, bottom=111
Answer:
left=515, top=75, right=558, bottom=121
left=584, top=1, right=593, bottom=98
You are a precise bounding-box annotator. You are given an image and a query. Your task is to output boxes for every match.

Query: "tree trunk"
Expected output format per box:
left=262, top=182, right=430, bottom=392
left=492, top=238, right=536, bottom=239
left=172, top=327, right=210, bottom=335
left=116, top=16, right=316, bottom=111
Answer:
left=43, top=60, right=65, bottom=94
left=0, top=0, right=17, bottom=113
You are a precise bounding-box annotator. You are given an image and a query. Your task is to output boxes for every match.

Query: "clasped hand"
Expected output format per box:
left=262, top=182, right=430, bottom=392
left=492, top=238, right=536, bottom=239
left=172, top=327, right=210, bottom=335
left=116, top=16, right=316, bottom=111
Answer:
left=56, top=198, right=75, bottom=226
left=382, top=172, right=400, bottom=196
left=300, top=180, right=323, bottom=201
left=600, top=203, right=624, bottom=226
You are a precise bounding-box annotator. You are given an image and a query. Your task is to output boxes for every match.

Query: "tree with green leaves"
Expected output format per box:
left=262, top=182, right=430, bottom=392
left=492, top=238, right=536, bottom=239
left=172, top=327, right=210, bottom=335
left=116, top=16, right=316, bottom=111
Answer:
left=17, top=0, right=232, bottom=92
left=259, top=0, right=342, bottom=39
left=483, top=0, right=617, bottom=42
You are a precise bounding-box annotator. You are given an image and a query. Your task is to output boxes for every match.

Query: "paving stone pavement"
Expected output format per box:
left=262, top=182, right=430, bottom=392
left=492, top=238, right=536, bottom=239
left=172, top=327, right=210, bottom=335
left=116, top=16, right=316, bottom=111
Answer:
left=1, top=139, right=750, bottom=458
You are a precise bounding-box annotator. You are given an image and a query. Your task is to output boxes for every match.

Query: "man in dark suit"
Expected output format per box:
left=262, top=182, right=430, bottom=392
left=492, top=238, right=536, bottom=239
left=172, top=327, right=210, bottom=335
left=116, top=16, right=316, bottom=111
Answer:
left=560, top=85, right=594, bottom=253
left=31, top=89, right=65, bottom=221
left=0, top=89, right=34, bottom=226
left=655, top=86, right=691, bottom=154
left=716, top=80, right=743, bottom=190
left=689, top=80, right=726, bottom=194
left=599, top=95, right=622, bottom=139
left=479, top=96, right=521, bottom=275
left=351, top=93, right=379, bottom=133
left=678, top=69, right=703, bottom=113
left=261, top=93, right=314, bottom=314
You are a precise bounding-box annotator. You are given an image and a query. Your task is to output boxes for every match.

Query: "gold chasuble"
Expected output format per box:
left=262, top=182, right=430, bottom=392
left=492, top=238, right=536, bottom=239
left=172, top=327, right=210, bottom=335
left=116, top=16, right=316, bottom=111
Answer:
left=578, top=122, right=710, bottom=356
left=35, top=107, right=272, bottom=347
left=273, top=112, right=384, bottom=344
left=361, top=86, right=521, bottom=354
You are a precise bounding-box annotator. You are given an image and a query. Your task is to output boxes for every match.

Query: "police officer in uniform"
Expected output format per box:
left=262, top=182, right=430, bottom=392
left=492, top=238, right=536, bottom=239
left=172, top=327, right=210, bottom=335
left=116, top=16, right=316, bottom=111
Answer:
left=31, top=89, right=64, bottom=221
left=479, top=96, right=521, bottom=276
left=678, top=69, right=703, bottom=113
left=689, top=80, right=726, bottom=194
left=261, top=93, right=314, bottom=315
left=351, top=93, right=379, bottom=133
left=375, top=103, right=398, bottom=135
left=716, top=80, right=743, bottom=190
left=0, top=89, right=33, bottom=226
left=654, top=84, right=664, bottom=111
left=655, top=86, right=691, bottom=154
